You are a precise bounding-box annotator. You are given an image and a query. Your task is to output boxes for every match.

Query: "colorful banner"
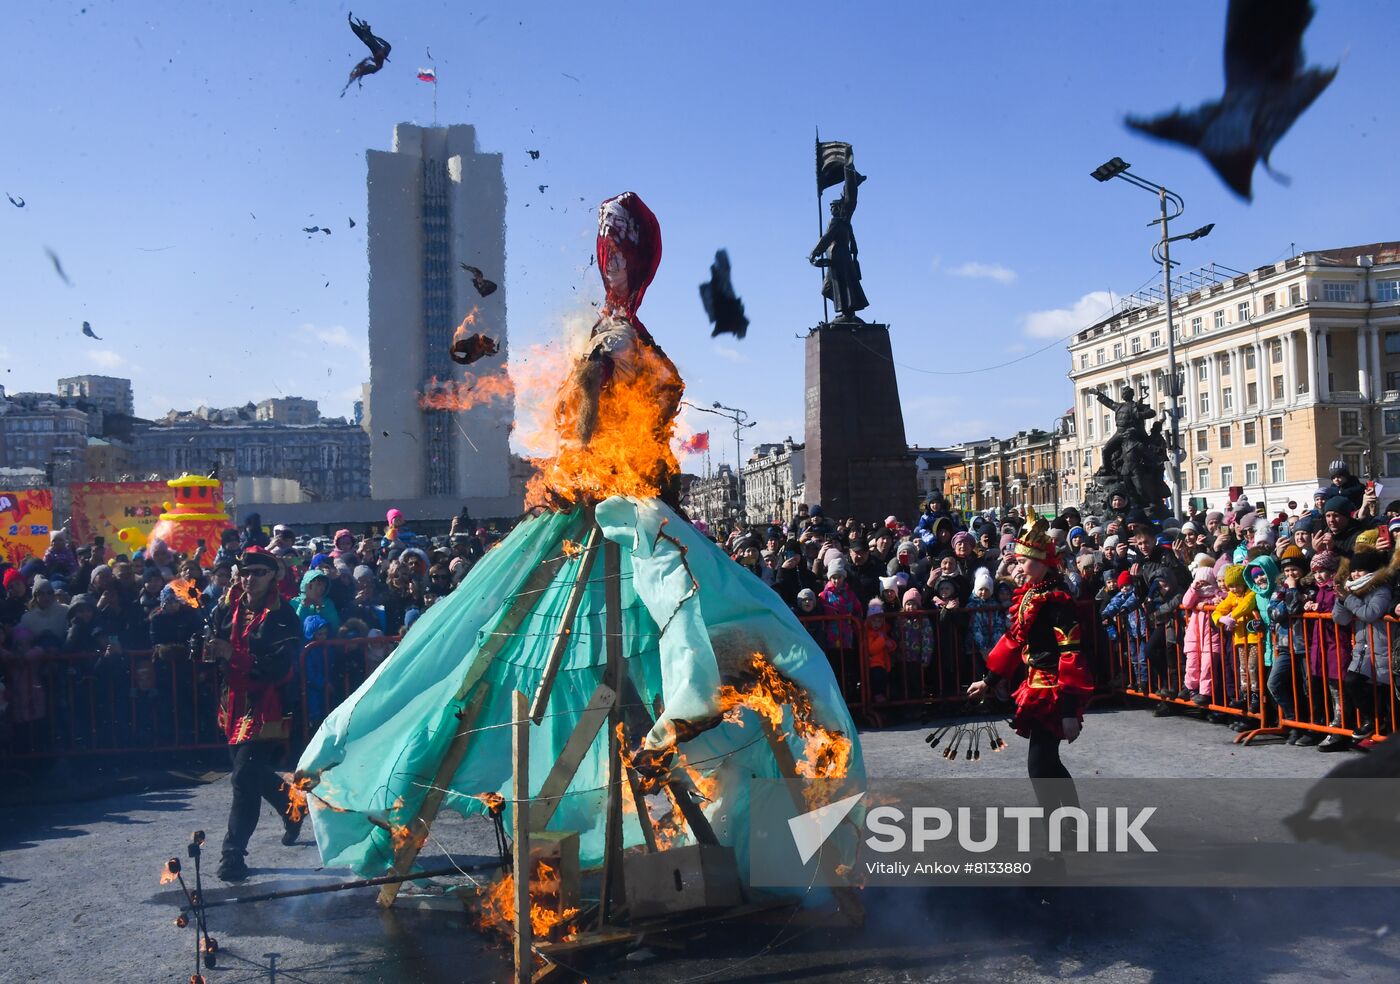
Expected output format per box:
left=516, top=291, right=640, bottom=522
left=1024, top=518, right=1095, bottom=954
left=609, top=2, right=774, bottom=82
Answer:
left=69, top=481, right=170, bottom=552
left=0, top=489, right=54, bottom=565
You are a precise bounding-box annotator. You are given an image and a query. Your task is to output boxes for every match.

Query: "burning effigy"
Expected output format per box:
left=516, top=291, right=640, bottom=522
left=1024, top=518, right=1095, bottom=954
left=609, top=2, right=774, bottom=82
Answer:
left=296, top=192, right=864, bottom=943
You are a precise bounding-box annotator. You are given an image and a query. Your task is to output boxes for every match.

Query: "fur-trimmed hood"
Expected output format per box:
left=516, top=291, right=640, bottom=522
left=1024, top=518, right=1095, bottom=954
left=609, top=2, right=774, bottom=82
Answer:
left=1335, top=546, right=1400, bottom=598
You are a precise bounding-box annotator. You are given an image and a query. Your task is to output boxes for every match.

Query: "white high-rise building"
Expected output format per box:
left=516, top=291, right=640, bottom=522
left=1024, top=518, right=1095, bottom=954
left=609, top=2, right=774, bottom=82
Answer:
left=366, top=123, right=513, bottom=503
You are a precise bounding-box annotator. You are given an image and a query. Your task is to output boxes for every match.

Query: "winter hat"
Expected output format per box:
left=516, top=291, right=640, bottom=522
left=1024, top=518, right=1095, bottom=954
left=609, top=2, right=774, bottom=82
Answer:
left=1310, top=550, right=1339, bottom=574
left=902, top=588, right=923, bottom=607
left=1068, top=525, right=1086, bottom=543
left=31, top=576, right=53, bottom=593
left=1292, top=514, right=1316, bottom=533
left=825, top=557, right=848, bottom=578
left=1354, top=528, right=1380, bottom=551
left=1352, top=547, right=1387, bottom=574
left=796, top=587, right=817, bottom=608
left=1222, top=564, right=1246, bottom=590
left=1193, top=553, right=1214, bottom=569
left=999, top=533, right=1016, bottom=551
left=303, top=614, right=330, bottom=638
left=885, top=515, right=899, bottom=529
left=1324, top=495, right=1353, bottom=516
left=866, top=600, right=885, bottom=617
left=403, top=607, right=422, bottom=629
left=1049, top=527, right=1068, bottom=545
left=1116, top=571, right=1134, bottom=589
left=1102, top=535, right=1121, bottom=550
left=2, top=568, right=22, bottom=590
left=1329, top=459, right=1348, bottom=477
left=973, top=569, right=994, bottom=595
left=1278, top=545, right=1305, bottom=570
left=352, top=564, right=375, bottom=581
left=895, top=540, right=917, bottom=558
left=1206, top=511, right=1225, bottom=524
left=951, top=531, right=974, bottom=549
left=67, top=593, right=94, bottom=612
left=1180, top=522, right=1200, bottom=535
left=1191, top=565, right=1217, bottom=584
left=878, top=575, right=899, bottom=594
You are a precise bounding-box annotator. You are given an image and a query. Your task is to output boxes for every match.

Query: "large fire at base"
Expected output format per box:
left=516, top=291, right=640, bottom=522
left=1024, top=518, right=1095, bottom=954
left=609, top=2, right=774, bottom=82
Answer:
left=476, top=861, right=580, bottom=943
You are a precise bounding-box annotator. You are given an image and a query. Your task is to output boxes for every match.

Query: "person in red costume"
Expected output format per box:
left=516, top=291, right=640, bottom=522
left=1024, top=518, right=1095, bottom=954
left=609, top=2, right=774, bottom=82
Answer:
left=966, top=515, right=1094, bottom=782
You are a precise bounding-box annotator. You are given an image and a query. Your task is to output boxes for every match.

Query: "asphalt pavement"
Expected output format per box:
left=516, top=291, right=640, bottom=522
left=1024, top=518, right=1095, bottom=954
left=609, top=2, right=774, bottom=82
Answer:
left=3, top=706, right=1397, bottom=984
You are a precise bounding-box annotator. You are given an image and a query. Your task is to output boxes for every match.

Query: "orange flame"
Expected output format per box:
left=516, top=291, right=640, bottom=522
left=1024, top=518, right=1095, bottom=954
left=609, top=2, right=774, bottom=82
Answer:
left=716, top=653, right=853, bottom=807
left=476, top=861, right=580, bottom=943
left=390, top=823, right=427, bottom=854
left=472, top=792, right=505, bottom=814
left=160, top=858, right=180, bottom=885
left=418, top=372, right=515, bottom=412
left=283, top=772, right=349, bottom=822
left=561, top=539, right=582, bottom=558
left=167, top=578, right=202, bottom=608
left=525, top=329, right=683, bottom=509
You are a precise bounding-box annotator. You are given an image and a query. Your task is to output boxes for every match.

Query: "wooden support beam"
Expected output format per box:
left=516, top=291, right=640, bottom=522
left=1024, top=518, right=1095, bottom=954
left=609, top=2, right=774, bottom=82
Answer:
left=530, top=520, right=602, bottom=723
left=377, top=682, right=492, bottom=907
left=625, top=763, right=660, bottom=854
left=758, top=719, right=864, bottom=928
left=512, top=690, right=532, bottom=984
left=597, top=541, right=625, bottom=927
left=529, top=683, right=616, bottom=833
left=378, top=513, right=584, bottom=908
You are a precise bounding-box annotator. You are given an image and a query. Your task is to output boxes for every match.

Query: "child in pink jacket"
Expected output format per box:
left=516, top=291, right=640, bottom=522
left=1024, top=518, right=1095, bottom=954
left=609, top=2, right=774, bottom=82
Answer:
left=1181, top=558, right=1223, bottom=704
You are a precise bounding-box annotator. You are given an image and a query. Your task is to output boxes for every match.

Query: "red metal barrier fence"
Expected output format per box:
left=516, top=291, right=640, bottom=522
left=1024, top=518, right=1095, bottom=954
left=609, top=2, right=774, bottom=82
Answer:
left=2, top=604, right=1391, bottom=761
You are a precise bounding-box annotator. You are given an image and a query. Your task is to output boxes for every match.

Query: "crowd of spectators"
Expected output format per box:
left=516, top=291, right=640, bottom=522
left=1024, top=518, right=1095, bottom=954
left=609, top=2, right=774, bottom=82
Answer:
left=712, top=461, right=1395, bottom=751
left=0, top=507, right=500, bottom=755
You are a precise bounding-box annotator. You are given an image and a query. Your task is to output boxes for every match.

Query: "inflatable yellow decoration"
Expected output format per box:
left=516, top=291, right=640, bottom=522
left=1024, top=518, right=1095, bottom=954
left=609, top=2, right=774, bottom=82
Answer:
left=146, top=474, right=234, bottom=568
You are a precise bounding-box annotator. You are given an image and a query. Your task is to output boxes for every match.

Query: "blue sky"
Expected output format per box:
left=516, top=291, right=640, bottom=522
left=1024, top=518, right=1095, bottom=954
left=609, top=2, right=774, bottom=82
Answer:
left=2, top=1, right=1394, bottom=466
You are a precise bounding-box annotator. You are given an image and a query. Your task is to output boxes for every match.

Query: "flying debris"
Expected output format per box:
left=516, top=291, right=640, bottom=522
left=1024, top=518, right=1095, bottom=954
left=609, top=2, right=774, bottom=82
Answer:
left=348, top=217, right=356, bottom=228
left=1124, top=0, right=1336, bottom=200
left=459, top=263, right=498, bottom=297
left=341, top=13, right=392, bottom=97
left=44, top=247, right=71, bottom=285
left=450, top=331, right=499, bottom=366
left=699, top=249, right=749, bottom=339
left=81, top=321, right=101, bottom=339
left=6, top=193, right=23, bottom=207
left=302, top=226, right=332, bottom=236
left=538, top=185, right=548, bottom=193
left=527, top=150, right=540, bottom=160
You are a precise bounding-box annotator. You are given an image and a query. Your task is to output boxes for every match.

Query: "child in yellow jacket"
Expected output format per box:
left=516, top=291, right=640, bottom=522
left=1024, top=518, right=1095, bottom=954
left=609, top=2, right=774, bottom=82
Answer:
left=1212, top=564, right=1262, bottom=710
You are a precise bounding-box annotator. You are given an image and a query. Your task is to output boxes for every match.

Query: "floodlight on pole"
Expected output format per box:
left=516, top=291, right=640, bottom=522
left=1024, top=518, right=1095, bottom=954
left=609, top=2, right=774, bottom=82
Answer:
left=683, top=400, right=758, bottom=517
left=1092, top=157, right=1216, bottom=519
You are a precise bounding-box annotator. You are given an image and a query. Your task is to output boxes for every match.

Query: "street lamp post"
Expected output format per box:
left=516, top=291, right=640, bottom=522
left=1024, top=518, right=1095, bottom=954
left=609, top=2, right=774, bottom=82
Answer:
left=1092, top=157, right=1214, bottom=519
left=682, top=400, right=757, bottom=518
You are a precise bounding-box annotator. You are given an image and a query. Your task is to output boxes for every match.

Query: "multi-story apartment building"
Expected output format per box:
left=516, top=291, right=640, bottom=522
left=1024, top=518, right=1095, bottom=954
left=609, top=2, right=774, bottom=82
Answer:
left=681, top=465, right=739, bottom=530
left=1067, top=242, right=1400, bottom=514
left=942, top=428, right=1063, bottom=518
left=742, top=438, right=804, bottom=525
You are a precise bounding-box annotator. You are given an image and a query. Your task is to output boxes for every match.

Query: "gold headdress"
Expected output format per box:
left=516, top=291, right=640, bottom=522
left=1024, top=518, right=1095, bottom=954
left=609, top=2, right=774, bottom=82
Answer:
left=1011, top=515, right=1055, bottom=564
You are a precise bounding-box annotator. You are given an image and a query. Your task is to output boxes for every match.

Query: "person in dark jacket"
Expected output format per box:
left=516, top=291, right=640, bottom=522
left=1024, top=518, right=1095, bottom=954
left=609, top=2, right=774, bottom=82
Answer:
left=1323, top=496, right=1368, bottom=559
left=239, top=512, right=271, bottom=550
left=206, top=547, right=304, bottom=881
left=1129, top=526, right=1190, bottom=700
left=1326, top=461, right=1366, bottom=513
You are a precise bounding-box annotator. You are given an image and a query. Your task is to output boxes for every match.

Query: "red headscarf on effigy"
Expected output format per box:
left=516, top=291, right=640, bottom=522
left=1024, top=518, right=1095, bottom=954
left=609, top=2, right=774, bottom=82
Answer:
left=596, top=192, right=662, bottom=342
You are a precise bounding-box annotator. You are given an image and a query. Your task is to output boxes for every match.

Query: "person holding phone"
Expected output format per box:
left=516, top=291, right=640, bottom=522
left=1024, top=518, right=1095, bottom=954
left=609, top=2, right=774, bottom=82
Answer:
left=206, top=547, right=304, bottom=881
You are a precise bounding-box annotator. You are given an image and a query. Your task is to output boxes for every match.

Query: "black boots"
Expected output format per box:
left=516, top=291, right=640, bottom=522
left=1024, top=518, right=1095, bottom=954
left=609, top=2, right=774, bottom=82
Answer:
left=217, top=852, right=249, bottom=882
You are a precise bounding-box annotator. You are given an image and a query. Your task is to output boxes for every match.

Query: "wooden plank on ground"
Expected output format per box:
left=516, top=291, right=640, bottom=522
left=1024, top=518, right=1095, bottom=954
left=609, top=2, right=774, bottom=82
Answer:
left=512, top=690, right=532, bottom=984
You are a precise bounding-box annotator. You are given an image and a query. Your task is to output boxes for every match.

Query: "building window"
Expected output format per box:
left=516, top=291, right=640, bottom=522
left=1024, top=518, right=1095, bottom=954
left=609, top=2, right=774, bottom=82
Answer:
left=1262, top=293, right=1276, bottom=314
left=1148, top=329, right=1161, bottom=348
left=1245, top=347, right=1256, bottom=369
left=1219, top=425, right=1232, bottom=449
left=1086, top=418, right=1095, bottom=439
left=1322, top=281, right=1356, bottom=302
left=1270, top=339, right=1283, bottom=363
left=1197, top=467, right=1209, bottom=490
left=1340, top=409, right=1361, bottom=436
left=1244, top=421, right=1257, bottom=444
left=1245, top=462, right=1259, bottom=485
left=1197, top=361, right=1209, bottom=381
left=1199, top=392, right=1211, bottom=415
left=1272, top=375, right=1285, bottom=400
left=1113, top=342, right=1123, bottom=360
left=1213, top=309, right=1226, bottom=329
left=1237, top=301, right=1251, bottom=321
left=1221, top=464, right=1234, bottom=487
left=1386, top=452, right=1400, bottom=476
left=1378, top=279, right=1400, bottom=302
left=1289, top=283, right=1302, bottom=304
left=1269, top=416, right=1284, bottom=442
left=1387, top=371, right=1400, bottom=394
left=1222, top=386, right=1234, bottom=411
left=1385, top=332, right=1400, bottom=356
left=1096, top=348, right=1105, bottom=365
left=1196, top=430, right=1208, bottom=452
left=1083, top=449, right=1092, bottom=469
left=1344, top=453, right=1363, bottom=476
left=1220, top=354, right=1231, bottom=375
left=1246, top=381, right=1258, bottom=407
left=1191, top=316, right=1202, bottom=335
left=1386, top=408, right=1400, bottom=436
left=1131, top=336, right=1141, bottom=354
left=1271, top=459, right=1286, bottom=484
left=1079, top=353, right=1088, bottom=370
